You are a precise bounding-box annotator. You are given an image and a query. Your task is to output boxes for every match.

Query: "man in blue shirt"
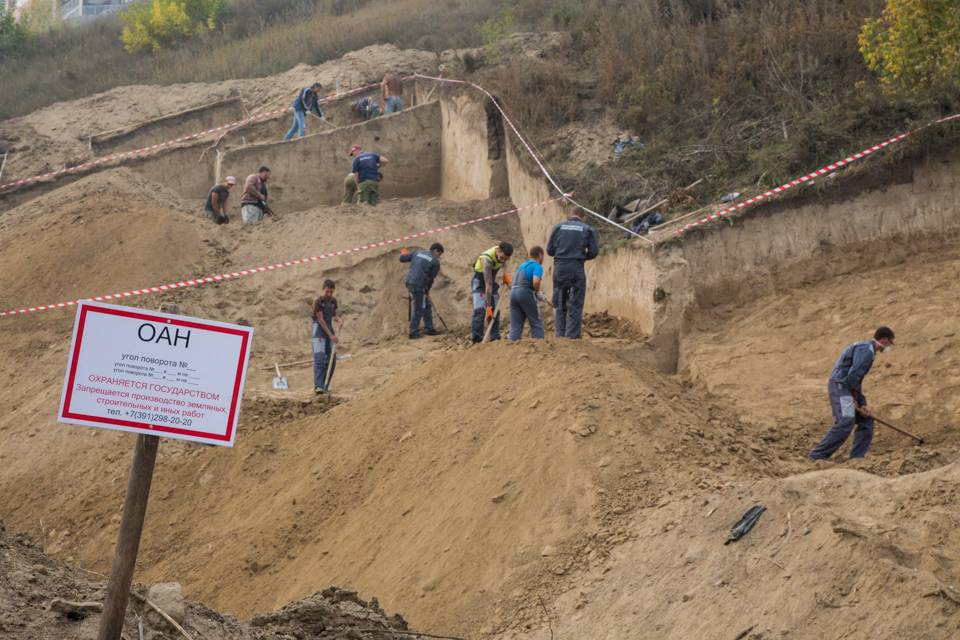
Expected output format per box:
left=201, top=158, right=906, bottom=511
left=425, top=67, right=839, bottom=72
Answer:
left=546, top=206, right=599, bottom=339
left=809, top=326, right=895, bottom=460
left=508, top=246, right=546, bottom=341
left=400, top=243, right=444, bottom=339
left=284, top=82, right=325, bottom=141
left=351, top=148, right=390, bottom=206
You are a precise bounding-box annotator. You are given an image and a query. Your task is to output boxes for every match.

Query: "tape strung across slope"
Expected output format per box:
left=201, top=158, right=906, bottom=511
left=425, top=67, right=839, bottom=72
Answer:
left=1, top=69, right=957, bottom=317
left=0, top=196, right=566, bottom=318
left=0, top=81, right=381, bottom=193
left=413, top=74, right=652, bottom=243
left=675, top=112, right=960, bottom=235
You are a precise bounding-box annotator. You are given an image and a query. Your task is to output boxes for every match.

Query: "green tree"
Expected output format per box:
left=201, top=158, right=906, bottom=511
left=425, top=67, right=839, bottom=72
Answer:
left=859, top=0, right=960, bottom=92
left=477, top=5, right=515, bottom=62
left=0, top=4, right=29, bottom=60
left=121, top=0, right=223, bottom=53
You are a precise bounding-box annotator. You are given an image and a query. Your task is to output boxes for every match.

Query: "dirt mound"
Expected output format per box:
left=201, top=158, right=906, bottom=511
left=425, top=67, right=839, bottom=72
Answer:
left=0, top=44, right=437, bottom=188
left=0, top=522, right=412, bottom=640
left=0, top=332, right=793, bottom=635
left=0, top=168, right=209, bottom=311
left=496, top=464, right=960, bottom=640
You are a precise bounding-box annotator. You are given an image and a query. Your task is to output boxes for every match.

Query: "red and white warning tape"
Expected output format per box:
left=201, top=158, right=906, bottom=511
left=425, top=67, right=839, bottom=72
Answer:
left=676, top=113, right=960, bottom=236
left=413, top=74, right=653, bottom=243
left=0, top=81, right=382, bottom=194
left=0, top=195, right=566, bottom=318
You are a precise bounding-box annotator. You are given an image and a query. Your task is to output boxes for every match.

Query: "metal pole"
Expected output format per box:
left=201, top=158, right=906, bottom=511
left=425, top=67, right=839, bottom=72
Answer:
left=97, top=434, right=160, bottom=640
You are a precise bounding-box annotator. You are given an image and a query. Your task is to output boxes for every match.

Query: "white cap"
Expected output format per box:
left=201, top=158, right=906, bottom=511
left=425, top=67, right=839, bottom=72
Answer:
left=225, top=176, right=237, bottom=185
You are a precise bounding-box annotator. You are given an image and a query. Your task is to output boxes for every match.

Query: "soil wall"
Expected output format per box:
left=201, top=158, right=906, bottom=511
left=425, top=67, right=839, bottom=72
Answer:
left=91, top=98, right=246, bottom=156
left=218, top=101, right=442, bottom=211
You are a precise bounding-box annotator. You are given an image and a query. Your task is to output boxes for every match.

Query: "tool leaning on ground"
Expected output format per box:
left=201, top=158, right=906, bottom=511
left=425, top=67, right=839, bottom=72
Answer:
left=860, top=408, right=924, bottom=444
left=272, top=363, right=289, bottom=390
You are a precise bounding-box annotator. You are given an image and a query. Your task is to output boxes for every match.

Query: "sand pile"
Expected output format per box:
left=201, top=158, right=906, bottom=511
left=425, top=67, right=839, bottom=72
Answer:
left=496, top=464, right=960, bottom=640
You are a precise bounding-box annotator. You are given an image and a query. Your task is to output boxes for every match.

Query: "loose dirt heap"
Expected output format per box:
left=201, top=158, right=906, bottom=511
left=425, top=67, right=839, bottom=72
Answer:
left=0, top=522, right=412, bottom=640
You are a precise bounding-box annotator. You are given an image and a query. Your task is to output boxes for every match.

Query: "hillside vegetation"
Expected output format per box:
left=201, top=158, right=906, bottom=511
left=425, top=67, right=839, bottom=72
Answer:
left=1, top=0, right=957, bottom=216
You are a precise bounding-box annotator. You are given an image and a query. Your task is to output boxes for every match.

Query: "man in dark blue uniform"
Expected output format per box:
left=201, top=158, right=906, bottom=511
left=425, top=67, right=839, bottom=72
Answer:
left=546, top=206, right=599, bottom=339
left=400, top=243, right=444, bottom=339
left=809, top=326, right=895, bottom=460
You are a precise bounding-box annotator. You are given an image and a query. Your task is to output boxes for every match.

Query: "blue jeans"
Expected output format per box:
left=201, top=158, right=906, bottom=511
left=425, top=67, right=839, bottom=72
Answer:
left=284, top=109, right=306, bottom=140
left=311, top=322, right=336, bottom=391
left=384, top=96, right=402, bottom=113
left=809, top=381, right=874, bottom=459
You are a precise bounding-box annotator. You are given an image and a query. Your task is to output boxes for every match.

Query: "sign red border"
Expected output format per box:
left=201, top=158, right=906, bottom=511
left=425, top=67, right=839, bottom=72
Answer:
left=61, top=304, right=250, bottom=443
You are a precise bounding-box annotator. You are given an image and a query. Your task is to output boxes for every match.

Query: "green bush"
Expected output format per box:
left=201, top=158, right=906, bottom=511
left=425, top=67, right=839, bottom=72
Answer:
left=121, top=0, right=223, bottom=52
left=478, top=5, right=515, bottom=61
left=0, top=5, right=29, bottom=60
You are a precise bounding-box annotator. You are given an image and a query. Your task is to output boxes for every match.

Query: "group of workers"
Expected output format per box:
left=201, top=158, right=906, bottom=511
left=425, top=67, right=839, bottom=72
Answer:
left=395, top=206, right=600, bottom=344
left=203, top=77, right=900, bottom=464
left=203, top=165, right=275, bottom=225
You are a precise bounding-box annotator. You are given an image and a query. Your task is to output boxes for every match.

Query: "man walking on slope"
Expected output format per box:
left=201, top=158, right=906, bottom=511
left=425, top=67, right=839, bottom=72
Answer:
left=204, top=175, right=236, bottom=224
left=471, top=242, right=514, bottom=343
left=240, top=166, right=273, bottom=225
left=546, top=206, right=599, bottom=338
left=284, top=82, right=325, bottom=141
left=312, top=279, right=342, bottom=395
left=400, top=243, right=444, bottom=339
left=508, top=246, right=547, bottom=341
left=351, top=147, right=389, bottom=205
left=809, top=326, right=896, bottom=460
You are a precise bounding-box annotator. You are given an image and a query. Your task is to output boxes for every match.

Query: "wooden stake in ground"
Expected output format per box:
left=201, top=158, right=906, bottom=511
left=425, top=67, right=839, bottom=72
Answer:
left=97, top=434, right=160, bottom=640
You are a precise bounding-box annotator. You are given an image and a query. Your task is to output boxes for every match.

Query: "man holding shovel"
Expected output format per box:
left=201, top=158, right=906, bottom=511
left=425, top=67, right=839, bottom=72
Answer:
left=809, top=326, right=895, bottom=460
left=471, top=242, right=513, bottom=343
left=311, top=280, right=342, bottom=395
left=400, top=242, right=444, bottom=339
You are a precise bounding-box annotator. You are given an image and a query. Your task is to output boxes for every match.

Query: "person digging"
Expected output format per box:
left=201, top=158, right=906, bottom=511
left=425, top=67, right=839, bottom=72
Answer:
left=400, top=243, right=444, bottom=339
left=809, top=326, right=895, bottom=460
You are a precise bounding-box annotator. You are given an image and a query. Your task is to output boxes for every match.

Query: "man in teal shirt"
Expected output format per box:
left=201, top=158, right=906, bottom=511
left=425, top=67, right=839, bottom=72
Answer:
left=508, top=246, right=546, bottom=341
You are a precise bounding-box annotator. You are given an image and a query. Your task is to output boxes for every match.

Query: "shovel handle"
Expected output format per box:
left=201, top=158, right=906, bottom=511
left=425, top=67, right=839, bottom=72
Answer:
left=874, top=416, right=924, bottom=444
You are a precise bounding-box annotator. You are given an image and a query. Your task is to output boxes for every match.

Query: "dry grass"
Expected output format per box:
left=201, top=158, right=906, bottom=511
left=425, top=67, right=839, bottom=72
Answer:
left=0, top=0, right=499, bottom=120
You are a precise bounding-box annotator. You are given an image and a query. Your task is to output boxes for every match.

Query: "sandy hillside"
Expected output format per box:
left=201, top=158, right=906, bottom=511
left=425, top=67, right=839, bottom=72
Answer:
left=0, top=44, right=437, bottom=185
left=681, top=241, right=960, bottom=476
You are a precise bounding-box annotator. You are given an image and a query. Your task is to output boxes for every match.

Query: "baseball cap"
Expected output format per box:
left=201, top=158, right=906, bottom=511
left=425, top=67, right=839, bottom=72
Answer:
left=349, top=144, right=362, bottom=155
left=225, top=176, right=237, bottom=185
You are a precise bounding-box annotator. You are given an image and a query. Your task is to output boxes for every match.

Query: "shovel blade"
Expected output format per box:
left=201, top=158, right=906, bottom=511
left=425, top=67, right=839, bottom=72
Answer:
left=272, top=376, right=289, bottom=390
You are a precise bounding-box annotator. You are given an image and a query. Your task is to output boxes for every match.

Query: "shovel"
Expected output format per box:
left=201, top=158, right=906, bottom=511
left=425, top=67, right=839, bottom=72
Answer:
left=322, top=341, right=337, bottom=396
left=874, top=415, right=924, bottom=444
left=272, top=363, right=289, bottom=390
left=482, top=283, right=509, bottom=343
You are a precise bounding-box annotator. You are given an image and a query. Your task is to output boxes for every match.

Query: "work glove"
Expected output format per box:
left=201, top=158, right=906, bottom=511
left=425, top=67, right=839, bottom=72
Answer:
left=485, top=307, right=494, bottom=319
left=502, top=272, right=512, bottom=286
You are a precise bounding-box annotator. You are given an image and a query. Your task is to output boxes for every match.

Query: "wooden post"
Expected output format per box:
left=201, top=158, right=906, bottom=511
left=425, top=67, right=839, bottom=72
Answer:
left=97, top=434, right=160, bottom=640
